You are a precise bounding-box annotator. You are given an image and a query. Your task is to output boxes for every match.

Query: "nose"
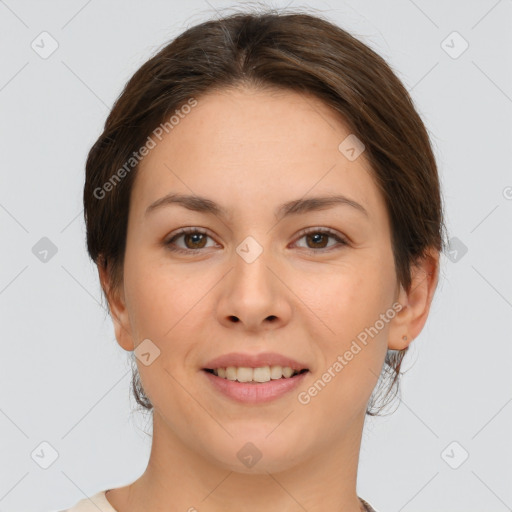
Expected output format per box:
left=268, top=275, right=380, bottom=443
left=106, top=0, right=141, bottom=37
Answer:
left=215, top=245, right=292, bottom=333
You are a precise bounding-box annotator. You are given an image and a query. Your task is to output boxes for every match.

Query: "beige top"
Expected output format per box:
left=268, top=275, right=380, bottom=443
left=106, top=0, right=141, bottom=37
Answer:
left=62, top=490, right=379, bottom=511
left=61, top=491, right=116, bottom=511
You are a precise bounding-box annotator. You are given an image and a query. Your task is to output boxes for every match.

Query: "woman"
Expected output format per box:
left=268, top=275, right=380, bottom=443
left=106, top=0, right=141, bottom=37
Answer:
left=64, top=8, right=445, bottom=512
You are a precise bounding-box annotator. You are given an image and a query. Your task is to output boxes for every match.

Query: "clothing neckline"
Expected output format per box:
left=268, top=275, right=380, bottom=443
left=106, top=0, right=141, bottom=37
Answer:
left=359, top=496, right=378, bottom=511
left=93, top=490, right=117, bottom=511
left=100, top=490, right=377, bottom=512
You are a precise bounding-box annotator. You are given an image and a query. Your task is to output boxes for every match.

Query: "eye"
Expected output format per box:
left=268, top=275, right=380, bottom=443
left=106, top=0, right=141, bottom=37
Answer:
left=292, top=227, right=348, bottom=252
left=164, top=227, right=348, bottom=255
left=164, top=227, right=218, bottom=254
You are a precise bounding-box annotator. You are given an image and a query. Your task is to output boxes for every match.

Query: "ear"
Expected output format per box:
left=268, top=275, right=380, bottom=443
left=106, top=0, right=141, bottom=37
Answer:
left=388, top=249, right=440, bottom=350
left=97, top=259, right=135, bottom=352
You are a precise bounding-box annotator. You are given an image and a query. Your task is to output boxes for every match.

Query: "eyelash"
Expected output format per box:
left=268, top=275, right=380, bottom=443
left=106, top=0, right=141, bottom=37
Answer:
left=164, top=227, right=348, bottom=255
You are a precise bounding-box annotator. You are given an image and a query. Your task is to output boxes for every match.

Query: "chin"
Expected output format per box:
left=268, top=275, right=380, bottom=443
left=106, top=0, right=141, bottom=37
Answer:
left=200, top=422, right=310, bottom=474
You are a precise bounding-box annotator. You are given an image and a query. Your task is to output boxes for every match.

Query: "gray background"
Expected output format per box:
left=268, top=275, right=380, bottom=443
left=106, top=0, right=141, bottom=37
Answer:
left=1, top=1, right=511, bottom=511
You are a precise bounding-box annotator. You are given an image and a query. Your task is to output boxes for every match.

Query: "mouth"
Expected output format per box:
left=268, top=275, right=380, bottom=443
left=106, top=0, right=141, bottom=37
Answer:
left=203, top=366, right=309, bottom=384
left=202, top=366, right=310, bottom=403
left=201, top=352, right=311, bottom=402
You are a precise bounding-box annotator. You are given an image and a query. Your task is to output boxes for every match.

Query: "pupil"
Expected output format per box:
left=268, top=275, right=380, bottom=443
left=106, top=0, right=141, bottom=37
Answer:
left=186, top=233, right=206, bottom=249
left=309, top=233, right=326, bottom=248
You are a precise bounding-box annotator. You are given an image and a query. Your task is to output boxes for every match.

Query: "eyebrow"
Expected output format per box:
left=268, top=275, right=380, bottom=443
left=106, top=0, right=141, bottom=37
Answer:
left=145, top=192, right=369, bottom=220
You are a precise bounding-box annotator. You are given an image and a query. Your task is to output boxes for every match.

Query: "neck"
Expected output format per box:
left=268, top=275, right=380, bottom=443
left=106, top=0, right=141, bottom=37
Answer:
left=107, top=410, right=368, bottom=512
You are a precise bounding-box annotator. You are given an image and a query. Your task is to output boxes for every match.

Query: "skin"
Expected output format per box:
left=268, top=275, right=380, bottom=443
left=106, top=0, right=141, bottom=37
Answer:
left=99, top=86, right=439, bottom=512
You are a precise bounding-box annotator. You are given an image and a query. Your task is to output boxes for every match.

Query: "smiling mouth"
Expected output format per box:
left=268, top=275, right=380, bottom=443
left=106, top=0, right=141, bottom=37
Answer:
left=203, top=367, right=309, bottom=384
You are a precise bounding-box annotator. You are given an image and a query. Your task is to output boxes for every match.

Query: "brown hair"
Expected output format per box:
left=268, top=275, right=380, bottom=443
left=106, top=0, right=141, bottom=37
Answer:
left=84, top=8, right=446, bottom=416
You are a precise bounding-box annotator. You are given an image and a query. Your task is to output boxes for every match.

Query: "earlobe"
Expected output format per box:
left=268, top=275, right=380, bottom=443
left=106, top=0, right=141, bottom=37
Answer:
left=388, top=250, right=440, bottom=350
left=387, top=290, right=414, bottom=351
left=97, top=261, right=135, bottom=352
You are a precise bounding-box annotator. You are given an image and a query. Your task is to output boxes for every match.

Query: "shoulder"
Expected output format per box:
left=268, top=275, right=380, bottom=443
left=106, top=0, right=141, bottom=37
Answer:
left=56, top=490, right=117, bottom=512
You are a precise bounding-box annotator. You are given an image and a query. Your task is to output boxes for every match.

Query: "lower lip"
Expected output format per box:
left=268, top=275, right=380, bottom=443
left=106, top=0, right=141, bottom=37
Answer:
left=202, top=370, right=309, bottom=404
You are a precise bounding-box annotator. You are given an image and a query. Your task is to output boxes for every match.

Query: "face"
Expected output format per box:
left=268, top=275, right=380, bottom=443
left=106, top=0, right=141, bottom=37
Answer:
left=111, top=86, right=403, bottom=473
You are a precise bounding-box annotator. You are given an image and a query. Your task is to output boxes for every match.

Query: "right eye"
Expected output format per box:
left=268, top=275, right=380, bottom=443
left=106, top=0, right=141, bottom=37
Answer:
left=164, top=227, right=219, bottom=254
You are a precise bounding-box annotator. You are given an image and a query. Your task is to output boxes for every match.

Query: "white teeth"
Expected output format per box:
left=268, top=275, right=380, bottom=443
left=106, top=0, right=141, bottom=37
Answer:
left=212, top=365, right=302, bottom=382
left=270, top=365, right=283, bottom=379
left=282, top=366, right=294, bottom=378
left=225, top=366, right=237, bottom=380
left=237, top=367, right=253, bottom=382
left=253, top=366, right=270, bottom=382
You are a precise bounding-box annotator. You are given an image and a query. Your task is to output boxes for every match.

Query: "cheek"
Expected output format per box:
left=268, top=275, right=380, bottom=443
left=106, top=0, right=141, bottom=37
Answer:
left=301, top=260, right=392, bottom=338
left=300, top=253, right=395, bottom=399
left=123, top=258, right=200, bottom=407
left=297, top=268, right=393, bottom=421
left=124, top=248, right=199, bottom=339
left=123, top=251, right=215, bottom=402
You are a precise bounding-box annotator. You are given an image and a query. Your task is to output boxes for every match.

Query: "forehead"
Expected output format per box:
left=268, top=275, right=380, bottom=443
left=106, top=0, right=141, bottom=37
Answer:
left=131, top=86, right=385, bottom=223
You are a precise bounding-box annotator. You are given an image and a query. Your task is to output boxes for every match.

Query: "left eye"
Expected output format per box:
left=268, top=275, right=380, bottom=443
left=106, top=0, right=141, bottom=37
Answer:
left=293, top=228, right=348, bottom=251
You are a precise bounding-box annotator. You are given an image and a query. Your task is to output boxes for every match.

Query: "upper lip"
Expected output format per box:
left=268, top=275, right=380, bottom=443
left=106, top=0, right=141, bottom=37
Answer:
left=203, top=352, right=309, bottom=371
